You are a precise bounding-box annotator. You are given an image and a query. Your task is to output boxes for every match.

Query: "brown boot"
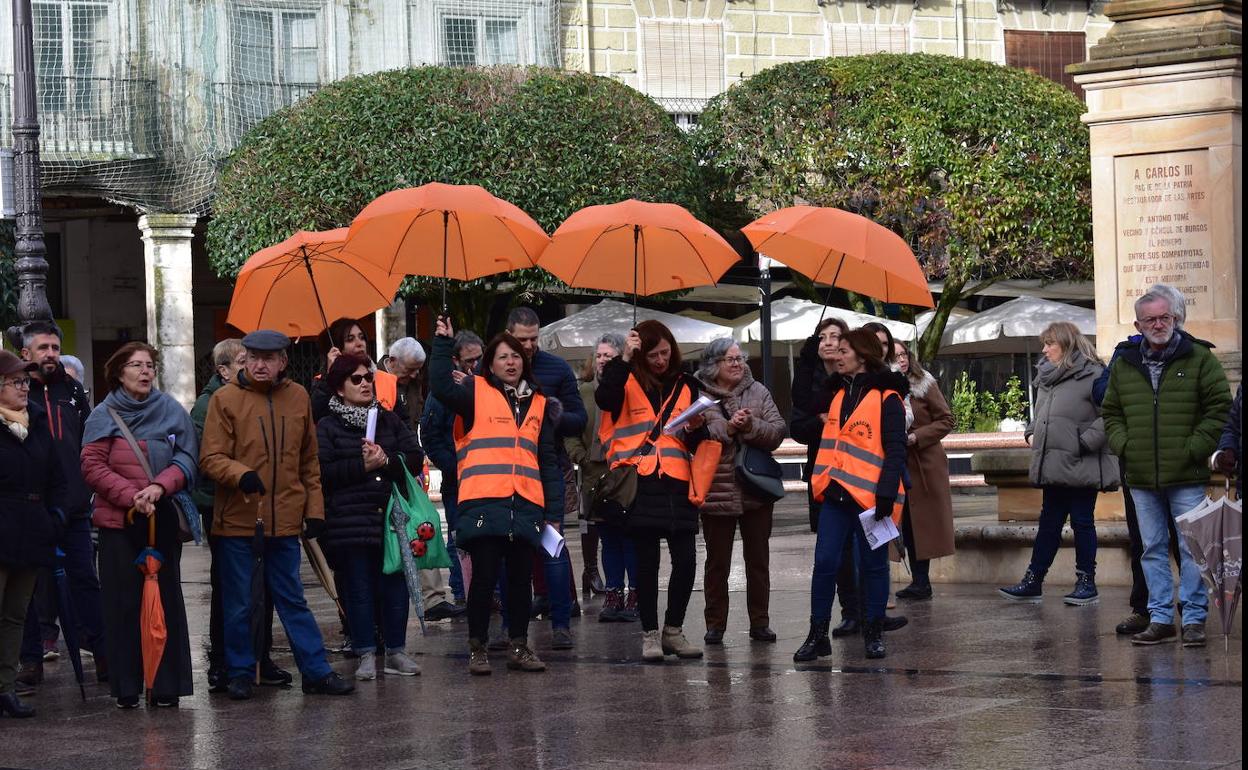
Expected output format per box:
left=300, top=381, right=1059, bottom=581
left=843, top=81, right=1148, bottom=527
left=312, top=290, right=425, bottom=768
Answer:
left=506, top=638, right=547, bottom=672
left=468, top=639, right=491, bottom=676
left=661, top=626, right=703, bottom=659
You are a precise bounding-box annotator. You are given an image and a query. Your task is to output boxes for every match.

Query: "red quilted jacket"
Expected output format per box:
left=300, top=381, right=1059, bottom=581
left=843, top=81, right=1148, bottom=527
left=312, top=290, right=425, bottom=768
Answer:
left=81, top=437, right=188, bottom=530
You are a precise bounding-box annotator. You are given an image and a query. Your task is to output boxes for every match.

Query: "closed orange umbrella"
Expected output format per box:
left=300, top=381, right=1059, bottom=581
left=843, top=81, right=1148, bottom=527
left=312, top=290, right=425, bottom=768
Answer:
left=742, top=206, right=933, bottom=308
left=132, top=511, right=166, bottom=701
left=227, top=228, right=403, bottom=338
left=536, top=200, right=740, bottom=320
left=343, top=183, right=550, bottom=310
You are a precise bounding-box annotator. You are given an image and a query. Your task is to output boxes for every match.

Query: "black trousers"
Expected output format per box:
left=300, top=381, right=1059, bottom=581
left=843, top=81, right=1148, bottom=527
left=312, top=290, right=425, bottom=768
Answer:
left=464, top=537, right=534, bottom=642
left=901, top=502, right=931, bottom=586
left=1122, top=485, right=1181, bottom=615
left=630, top=528, right=697, bottom=632
left=808, top=494, right=858, bottom=618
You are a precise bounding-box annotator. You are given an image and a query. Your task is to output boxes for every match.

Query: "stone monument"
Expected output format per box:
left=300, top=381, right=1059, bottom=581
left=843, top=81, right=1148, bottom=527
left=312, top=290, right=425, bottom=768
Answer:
left=1071, top=0, right=1242, bottom=387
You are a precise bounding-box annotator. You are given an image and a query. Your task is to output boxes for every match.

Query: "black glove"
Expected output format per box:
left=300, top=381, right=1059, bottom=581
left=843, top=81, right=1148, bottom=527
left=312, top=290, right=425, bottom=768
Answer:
left=799, top=333, right=820, bottom=367
left=873, top=498, right=895, bottom=521
left=238, top=471, right=266, bottom=496
left=304, top=518, right=326, bottom=540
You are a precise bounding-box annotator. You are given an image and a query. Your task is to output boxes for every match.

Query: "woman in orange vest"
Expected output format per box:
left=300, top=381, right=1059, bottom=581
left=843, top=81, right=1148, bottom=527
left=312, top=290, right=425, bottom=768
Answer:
left=796, top=328, right=909, bottom=662
left=429, top=316, right=563, bottom=676
left=594, top=320, right=711, bottom=663
left=311, top=317, right=399, bottom=423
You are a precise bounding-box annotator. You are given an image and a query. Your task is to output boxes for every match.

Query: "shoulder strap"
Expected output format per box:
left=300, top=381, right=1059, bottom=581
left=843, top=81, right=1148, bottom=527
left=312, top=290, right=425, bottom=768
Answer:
left=648, top=379, right=685, bottom=445
left=107, top=406, right=156, bottom=484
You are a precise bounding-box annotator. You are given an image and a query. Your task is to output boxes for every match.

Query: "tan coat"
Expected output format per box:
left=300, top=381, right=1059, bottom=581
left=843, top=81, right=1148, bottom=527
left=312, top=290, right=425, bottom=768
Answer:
left=199, top=373, right=324, bottom=538
left=698, top=371, right=786, bottom=517
left=906, top=372, right=955, bottom=560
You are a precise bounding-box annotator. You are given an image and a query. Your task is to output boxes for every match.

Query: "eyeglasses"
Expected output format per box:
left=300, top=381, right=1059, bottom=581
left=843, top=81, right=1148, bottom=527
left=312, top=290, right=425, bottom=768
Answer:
left=720, top=356, right=747, bottom=365
left=2, top=377, right=31, bottom=389
left=124, top=361, right=158, bottom=372
left=459, top=355, right=482, bottom=367
left=349, top=372, right=376, bottom=386
left=1138, top=314, right=1176, bottom=327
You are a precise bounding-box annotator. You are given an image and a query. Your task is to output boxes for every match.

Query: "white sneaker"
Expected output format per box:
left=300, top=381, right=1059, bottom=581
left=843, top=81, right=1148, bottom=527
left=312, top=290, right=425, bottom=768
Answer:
left=383, top=650, right=421, bottom=676
left=641, top=630, right=664, bottom=662
left=355, top=651, right=377, bottom=681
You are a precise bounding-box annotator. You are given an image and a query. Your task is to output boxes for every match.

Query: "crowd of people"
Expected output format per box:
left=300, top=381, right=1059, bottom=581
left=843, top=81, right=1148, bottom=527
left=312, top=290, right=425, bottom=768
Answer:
left=0, top=281, right=1239, bottom=718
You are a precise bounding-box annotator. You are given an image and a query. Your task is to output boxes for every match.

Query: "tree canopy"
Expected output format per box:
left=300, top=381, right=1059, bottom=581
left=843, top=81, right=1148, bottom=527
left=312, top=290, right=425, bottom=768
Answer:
left=690, top=53, right=1092, bottom=358
left=207, top=65, right=706, bottom=333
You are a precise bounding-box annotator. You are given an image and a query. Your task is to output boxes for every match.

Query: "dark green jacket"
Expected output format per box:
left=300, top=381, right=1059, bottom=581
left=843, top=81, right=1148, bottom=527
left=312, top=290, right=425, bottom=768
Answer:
left=190, top=374, right=225, bottom=510
left=1102, top=332, right=1231, bottom=489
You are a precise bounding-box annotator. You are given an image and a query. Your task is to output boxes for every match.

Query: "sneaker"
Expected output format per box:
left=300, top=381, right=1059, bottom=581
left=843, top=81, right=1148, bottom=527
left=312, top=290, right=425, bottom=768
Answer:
left=116, top=695, right=141, bottom=709
left=551, top=628, right=574, bottom=650
left=42, top=641, right=59, bottom=662
left=424, top=601, right=466, bottom=622
left=1063, top=572, right=1099, bottom=606
left=14, top=678, right=35, bottom=697
left=599, top=589, right=624, bottom=622
left=661, top=626, right=703, bottom=659
left=355, top=651, right=377, bottom=681
left=15, top=661, right=43, bottom=687
left=383, top=650, right=421, bottom=676
left=621, top=590, right=639, bottom=622
left=1116, top=612, right=1151, bottom=635
left=152, top=697, right=179, bottom=708
left=641, top=630, right=664, bottom=662
left=468, top=639, right=491, bottom=676
left=302, top=671, right=355, bottom=695
left=895, top=583, right=933, bottom=600
left=258, top=659, right=293, bottom=687
left=227, top=677, right=253, bottom=701
left=998, top=569, right=1043, bottom=602
left=1131, top=622, right=1178, bottom=645
left=507, top=639, right=546, bottom=672
left=1181, top=624, right=1207, bottom=648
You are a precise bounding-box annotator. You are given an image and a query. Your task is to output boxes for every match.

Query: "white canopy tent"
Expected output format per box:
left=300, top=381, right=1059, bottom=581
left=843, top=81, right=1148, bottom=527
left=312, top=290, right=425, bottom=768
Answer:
left=538, top=299, right=735, bottom=361
left=734, top=296, right=916, bottom=344
left=937, top=296, right=1096, bottom=356
left=915, top=307, right=977, bottom=340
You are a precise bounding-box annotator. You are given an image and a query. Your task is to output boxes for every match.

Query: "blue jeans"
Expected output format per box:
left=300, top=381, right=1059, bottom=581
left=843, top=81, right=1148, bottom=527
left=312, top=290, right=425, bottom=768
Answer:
left=810, top=498, right=888, bottom=623
left=1029, top=486, right=1099, bottom=577
left=442, top=484, right=465, bottom=602
left=1131, top=486, right=1208, bottom=625
left=336, top=545, right=409, bottom=654
left=217, top=536, right=332, bottom=681
left=542, top=517, right=573, bottom=630
left=600, top=525, right=637, bottom=591
left=21, top=516, right=105, bottom=662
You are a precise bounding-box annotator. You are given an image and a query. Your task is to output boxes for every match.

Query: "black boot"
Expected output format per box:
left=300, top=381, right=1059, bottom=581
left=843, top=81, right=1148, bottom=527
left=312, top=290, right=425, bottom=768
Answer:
left=863, top=619, right=886, bottom=659
left=793, top=618, right=832, bottom=662
left=830, top=616, right=860, bottom=637
left=0, top=691, right=35, bottom=718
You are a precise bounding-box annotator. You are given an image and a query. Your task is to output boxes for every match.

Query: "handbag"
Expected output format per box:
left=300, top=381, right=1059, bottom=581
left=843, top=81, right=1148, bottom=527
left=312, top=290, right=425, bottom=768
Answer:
left=382, top=455, right=452, bottom=574
left=735, top=444, right=786, bottom=502
left=107, top=407, right=199, bottom=544
left=587, top=380, right=686, bottom=519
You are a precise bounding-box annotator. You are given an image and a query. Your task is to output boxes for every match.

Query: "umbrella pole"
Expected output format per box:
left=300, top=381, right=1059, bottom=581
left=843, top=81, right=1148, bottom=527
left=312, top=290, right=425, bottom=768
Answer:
left=441, top=210, right=450, bottom=315
left=816, top=260, right=846, bottom=324
left=632, top=225, right=640, bottom=325
left=300, top=246, right=332, bottom=334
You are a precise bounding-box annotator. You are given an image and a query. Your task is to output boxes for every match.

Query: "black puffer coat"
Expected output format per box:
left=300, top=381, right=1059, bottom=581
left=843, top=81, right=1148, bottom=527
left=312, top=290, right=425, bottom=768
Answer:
left=0, top=402, right=68, bottom=568
left=316, top=405, right=423, bottom=554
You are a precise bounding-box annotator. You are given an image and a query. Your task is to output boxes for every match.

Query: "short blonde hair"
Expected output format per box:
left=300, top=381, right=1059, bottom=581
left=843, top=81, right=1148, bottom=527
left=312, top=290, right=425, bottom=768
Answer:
left=1039, top=322, right=1101, bottom=368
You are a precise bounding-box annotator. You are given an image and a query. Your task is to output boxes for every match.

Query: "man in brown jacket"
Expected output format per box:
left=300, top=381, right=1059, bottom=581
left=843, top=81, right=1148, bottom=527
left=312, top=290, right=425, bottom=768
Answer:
left=199, top=330, right=353, bottom=701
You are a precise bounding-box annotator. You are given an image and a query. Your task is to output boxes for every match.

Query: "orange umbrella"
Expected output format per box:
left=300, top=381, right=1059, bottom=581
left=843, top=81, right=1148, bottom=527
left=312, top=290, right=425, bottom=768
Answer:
left=343, top=183, right=550, bottom=310
left=742, top=206, right=934, bottom=308
left=535, top=200, right=740, bottom=321
left=226, top=228, right=403, bottom=338
left=132, top=511, right=166, bottom=700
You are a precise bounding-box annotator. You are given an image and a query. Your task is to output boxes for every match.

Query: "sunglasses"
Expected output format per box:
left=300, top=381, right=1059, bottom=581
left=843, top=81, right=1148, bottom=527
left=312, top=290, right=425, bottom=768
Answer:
left=349, top=372, right=376, bottom=386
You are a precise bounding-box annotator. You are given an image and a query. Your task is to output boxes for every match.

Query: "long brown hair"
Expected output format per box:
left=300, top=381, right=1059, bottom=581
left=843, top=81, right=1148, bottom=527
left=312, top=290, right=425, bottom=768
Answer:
left=841, top=328, right=887, bottom=374
left=861, top=322, right=897, bottom=365
left=632, top=320, right=682, bottom=393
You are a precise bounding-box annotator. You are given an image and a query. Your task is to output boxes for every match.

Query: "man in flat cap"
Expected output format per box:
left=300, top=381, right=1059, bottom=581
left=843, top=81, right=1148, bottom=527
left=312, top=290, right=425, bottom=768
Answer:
left=199, top=330, right=353, bottom=700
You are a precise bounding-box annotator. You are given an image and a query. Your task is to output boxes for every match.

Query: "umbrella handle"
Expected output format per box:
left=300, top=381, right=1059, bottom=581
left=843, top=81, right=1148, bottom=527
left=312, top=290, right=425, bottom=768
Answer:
left=148, top=509, right=157, bottom=547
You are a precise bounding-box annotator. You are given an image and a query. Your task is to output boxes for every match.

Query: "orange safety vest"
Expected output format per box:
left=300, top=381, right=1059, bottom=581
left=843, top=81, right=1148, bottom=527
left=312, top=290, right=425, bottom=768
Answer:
left=454, top=384, right=547, bottom=508
left=599, top=374, right=693, bottom=481
left=810, top=388, right=907, bottom=522
left=374, top=369, right=398, bottom=411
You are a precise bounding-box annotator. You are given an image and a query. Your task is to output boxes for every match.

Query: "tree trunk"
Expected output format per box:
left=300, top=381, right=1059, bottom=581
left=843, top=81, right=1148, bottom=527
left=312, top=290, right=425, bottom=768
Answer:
left=917, top=275, right=965, bottom=362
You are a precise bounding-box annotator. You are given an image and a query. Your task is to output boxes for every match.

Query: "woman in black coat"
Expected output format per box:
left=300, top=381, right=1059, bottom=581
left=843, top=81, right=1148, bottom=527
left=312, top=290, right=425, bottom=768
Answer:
left=0, top=351, right=66, bottom=718
left=317, top=354, right=424, bottom=682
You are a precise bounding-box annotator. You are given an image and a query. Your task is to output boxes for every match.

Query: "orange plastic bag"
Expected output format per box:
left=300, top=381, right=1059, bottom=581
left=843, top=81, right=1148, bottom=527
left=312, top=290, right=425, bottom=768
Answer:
left=688, top=440, right=723, bottom=507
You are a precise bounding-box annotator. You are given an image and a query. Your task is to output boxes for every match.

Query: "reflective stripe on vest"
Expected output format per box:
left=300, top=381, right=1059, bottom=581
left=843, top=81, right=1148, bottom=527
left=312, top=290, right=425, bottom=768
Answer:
left=810, top=388, right=907, bottom=518
left=374, top=369, right=398, bottom=411
left=454, top=384, right=546, bottom=508
left=599, top=374, right=693, bottom=481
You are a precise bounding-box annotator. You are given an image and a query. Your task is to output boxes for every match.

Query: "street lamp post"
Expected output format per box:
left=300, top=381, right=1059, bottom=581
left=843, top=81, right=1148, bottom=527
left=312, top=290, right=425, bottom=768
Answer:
left=5, top=0, right=51, bottom=349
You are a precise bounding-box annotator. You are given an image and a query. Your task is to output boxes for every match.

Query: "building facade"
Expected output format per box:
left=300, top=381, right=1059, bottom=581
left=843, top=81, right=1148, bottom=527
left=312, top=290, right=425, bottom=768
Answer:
left=2, top=0, right=1106, bottom=405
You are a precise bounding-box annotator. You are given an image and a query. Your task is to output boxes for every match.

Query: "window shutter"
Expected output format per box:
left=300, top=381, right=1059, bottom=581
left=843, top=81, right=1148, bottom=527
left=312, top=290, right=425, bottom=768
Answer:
left=827, top=24, right=910, bottom=57
left=640, top=19, right=724, bottom=102
left=1004, top=30, right=1087, bottom=98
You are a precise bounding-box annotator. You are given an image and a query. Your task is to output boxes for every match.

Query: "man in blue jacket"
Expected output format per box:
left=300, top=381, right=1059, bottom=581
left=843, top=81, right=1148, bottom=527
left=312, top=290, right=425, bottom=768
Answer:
left=1211, top=384, right=1241, bottom=494
left=507, top=308, right=587, bottom=650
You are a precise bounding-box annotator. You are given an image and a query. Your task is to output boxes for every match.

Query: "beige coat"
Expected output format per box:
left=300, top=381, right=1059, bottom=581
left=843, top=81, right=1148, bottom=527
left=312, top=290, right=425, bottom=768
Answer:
left=906, top=371, right=956, bottom=561
left=698, top=371, right=786, bottom=517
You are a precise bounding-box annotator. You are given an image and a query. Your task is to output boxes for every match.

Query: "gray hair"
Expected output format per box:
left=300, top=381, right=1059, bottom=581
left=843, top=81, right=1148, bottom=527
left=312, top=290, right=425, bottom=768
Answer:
left=1134, top=283, right=1187, bottom=328
left=452, top=330, right=484, bottom=358
left=596, top=332, right=626, bottom=355
left=388, top=337, right=426, bottom=365
left=697, top=337, right=742, bottom=382
left=506, top=306, right=540, bottom=330
left=60, top=355, right=84, bottom=381
left=212, top=338, right=245, bottom=367
left=21, top=320, right=62, bottom=349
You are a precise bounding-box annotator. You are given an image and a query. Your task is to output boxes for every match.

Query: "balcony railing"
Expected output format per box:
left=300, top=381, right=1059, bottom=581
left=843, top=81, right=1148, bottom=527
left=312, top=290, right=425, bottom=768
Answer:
left=0, top=74, right=158, bottom=159
left=208, top=81, right=321, bottom=153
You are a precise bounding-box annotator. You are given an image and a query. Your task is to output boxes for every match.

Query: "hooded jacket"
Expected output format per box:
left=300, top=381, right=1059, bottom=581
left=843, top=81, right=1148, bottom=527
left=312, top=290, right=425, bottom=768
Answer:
left=1026, top=352, right=1119, bottom=490
left=199, top=371, right=324, bottom=537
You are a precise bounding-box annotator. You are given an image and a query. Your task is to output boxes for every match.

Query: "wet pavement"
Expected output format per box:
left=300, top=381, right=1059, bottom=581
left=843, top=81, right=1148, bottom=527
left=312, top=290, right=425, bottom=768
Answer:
left=1, top=519, right=1241, bottom=770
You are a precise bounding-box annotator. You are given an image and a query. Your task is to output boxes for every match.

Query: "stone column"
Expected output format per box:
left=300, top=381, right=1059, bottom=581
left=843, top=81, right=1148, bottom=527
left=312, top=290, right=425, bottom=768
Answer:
left=139, top=214, right=198, bottom=409
left=1071, top=1, right=1242, bottom=388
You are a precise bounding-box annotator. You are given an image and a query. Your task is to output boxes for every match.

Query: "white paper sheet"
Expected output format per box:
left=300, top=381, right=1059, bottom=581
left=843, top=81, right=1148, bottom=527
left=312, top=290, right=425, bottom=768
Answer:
left=858, top=508, right=900, bottom=551
left=662, top=395, right=720, bottom=435
left=541, top=524, right=566, bottom=558
left=365, top=406, right=378, bottom=443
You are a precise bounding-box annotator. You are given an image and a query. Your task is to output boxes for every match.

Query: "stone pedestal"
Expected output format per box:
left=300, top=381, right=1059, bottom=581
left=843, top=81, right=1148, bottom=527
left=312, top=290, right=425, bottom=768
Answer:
left=1071, top=0, right=1242, bottom=387
left=140, top=214, right=198, bottom=410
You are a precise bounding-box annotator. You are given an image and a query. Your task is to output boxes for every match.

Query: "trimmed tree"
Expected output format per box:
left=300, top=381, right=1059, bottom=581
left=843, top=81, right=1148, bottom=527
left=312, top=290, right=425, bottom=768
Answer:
left=691, top=53, right=1092, bottom=360
left=208, top=66, right=705, bottom=334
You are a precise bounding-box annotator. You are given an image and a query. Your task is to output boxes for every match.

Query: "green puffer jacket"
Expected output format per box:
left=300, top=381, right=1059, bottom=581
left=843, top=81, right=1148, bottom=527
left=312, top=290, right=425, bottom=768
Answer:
left=1102, top=332, right=1231, bottom=489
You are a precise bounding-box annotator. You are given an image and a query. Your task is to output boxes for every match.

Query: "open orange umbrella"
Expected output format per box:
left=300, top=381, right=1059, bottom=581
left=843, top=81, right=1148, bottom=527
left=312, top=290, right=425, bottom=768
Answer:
left=535, top=200, right=740, bottom=321
left=742, top=206, right=934, bottom=308
left=343, top=183, right=550, bottom=310
left=132, top=511, right=166, bottom=701
left=226, top=228, right=403, bottom=338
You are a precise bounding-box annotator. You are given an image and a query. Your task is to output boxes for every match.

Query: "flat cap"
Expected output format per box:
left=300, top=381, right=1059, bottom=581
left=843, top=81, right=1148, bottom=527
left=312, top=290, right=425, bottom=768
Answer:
left=0, top=350, right=38, bottom=377
left=241, top=330, right=291, bottom=352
